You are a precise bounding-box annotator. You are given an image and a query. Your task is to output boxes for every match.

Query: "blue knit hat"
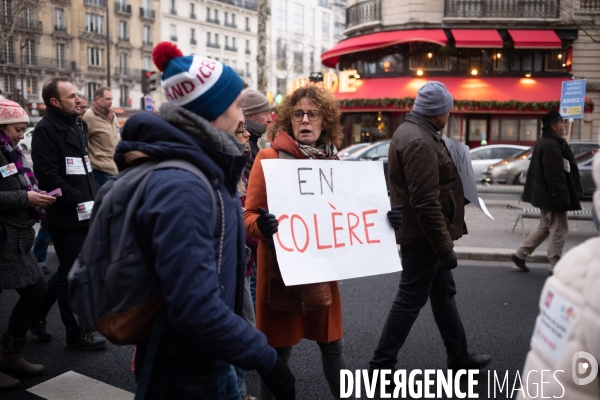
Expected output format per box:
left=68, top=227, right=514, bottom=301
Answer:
left=152, top=42, right=243, bottom=121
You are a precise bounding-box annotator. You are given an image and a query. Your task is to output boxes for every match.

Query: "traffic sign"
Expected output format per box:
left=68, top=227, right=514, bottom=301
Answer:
left=559, top=79, right=586, bottom=120
left=145, top=96, right=153, bottom=112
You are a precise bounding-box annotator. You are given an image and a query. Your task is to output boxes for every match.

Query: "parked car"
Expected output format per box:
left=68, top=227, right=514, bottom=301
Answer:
left=338, top=142, right=370, bottom=159
left=576, top=149, right=597, bottom=198
left=19, top=127, right=35, bottom=152
left=343, top=140, right=391, bottom=189
left=481, top=148, right=532, bottom=185
left=569, top=140, right=599, bottom=156
left=470, top=144, right=530, bottom=178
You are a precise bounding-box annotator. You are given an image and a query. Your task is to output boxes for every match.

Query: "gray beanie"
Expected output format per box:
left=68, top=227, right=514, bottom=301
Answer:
left=241, top=90, right=270, bottom=115
left=412, top=81, right=454, bottom=117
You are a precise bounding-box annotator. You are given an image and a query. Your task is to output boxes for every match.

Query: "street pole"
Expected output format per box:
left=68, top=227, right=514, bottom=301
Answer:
left=566, top=118, right=573, bottom=144
left=19, top=43, right=25, bottom=108
left=106, top=0, right=111, bottom=87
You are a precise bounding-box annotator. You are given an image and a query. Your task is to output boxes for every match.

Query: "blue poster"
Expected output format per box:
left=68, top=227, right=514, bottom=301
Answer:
left=559, top=79, right=586, bottom=119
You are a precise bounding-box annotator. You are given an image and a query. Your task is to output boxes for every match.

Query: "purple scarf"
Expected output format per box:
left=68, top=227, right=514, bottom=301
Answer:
left=0, top=131, right=44, bottom=219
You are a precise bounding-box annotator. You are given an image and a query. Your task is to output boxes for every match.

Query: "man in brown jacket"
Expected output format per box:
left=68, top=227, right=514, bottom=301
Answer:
left=83, top=87, right=120, bottom=187
left=369, top=81, right=491, bottom=375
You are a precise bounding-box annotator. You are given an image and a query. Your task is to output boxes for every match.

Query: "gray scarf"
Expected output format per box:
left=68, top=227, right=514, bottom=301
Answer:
left=159, top=103, right=245, bottom=157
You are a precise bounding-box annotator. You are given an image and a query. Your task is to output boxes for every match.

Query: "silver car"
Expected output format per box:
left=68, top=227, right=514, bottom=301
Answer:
left=470, top=145, right=530, bottom=178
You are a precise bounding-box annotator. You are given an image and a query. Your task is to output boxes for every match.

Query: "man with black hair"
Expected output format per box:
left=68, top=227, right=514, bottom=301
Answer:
left=30, top=78, right=106, bottom=351
left=511, top=111, right=583, bottom=275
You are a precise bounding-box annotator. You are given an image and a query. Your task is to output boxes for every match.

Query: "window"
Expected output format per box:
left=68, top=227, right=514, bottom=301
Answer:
left=85, top=13, right=104, bottom=33
left=120, top=85, right=129, bottom=107
left=245, top=17, right=250, bottom=31
left=55, top=8, right=65, bottom=30
left=56, top=43, right=66, bottom=69
left=224, top=11, right=228, bottom=24
left=321, top=12, right=329, bottom=36
left=232, top=14, right=236, bottom=27
left=225, top=35, right=229, bottom=47
left=3, top=39, right=14, bottom=63
left=232, top=37, right=236, bottom=49
left=470, top=148, right=492, bottom=161
left=191, top=28, right=196, bottom=44
left=119, top=21, right=127, bottom=40
left=293, top=42, right=303, bottom=73
left=170, top=24, right=177, bottom=41
left=88, top=47, right=103, bottom=66
left=143, top=55, right=152, bottom=70
left=86, top=82, right=99, bottom=103
left=206, top=7, right=211, bottom=20
left=493, top=147, right=522, bottom=159
left=308, top=8, right=315, bottom=37
left=308, top=45, right=315, bottom=71
left=214, top=9, right=218, bottom=21
left=519, top=119, right=538, bottom=141
left=276, top=38, right=287, bottom=70
left=143, top=26, right=151, bottom=45
left=293, top=3, right=303, bottom=34
left=25, top=39, right=36, bottom=65
left=500, top=120, right=519, bottom=141
left=119, top=52, right=127, bottom=73
left=26, top=76, right=37, bottom=95
left=246, top=62, right=250, bottom=77
left=169, top=0, right=176, bottom=14
left=246, top=39, right=250, bottom=54
left=190, top=3, right=195, bottom=18
left=215, top=33, right=219, bottom=45
left=277, top=78, right=287, bottom=95
left=207, top=32, right=211, bottom=43
left=4, top=75, right=15, bottom=95
left=276, top=0, right=287, bottom=31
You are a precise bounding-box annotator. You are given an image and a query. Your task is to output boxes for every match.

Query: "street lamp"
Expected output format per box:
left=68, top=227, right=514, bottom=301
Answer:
left=19, top=33, right=40, bottom=108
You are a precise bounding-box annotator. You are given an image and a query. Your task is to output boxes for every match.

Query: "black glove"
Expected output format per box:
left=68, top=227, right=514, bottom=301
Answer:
left=387, top=205, right=403, bottom=230
left=257, top=208, right=279, bottom=239
left=260, top=357, right=296, bottom=400
left=438, top=250, right=458, bottom=270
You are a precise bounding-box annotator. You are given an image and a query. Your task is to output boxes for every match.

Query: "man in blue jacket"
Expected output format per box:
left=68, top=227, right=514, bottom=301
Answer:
left=115, top=42, right=295, bottom=399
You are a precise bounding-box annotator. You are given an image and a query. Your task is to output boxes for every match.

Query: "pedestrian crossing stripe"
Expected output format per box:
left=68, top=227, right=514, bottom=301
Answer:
left=27, top=371, right=133, bottom=400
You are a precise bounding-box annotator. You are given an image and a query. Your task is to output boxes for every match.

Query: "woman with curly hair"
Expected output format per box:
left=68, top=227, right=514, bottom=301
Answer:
left=243, top=85, right=347, bottom=399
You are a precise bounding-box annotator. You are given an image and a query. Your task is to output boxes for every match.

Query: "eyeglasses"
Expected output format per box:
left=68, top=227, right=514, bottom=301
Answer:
left=235, top=124, right=247, bottom=135
left=292, top=110, right=320, bottom=122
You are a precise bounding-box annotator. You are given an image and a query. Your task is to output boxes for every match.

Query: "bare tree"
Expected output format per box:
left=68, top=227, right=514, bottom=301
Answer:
left=0, top=0, right=48, bottom=56
left=552, top=0, right=600, bottom=43
left=256, top=0, right=268, bottom=94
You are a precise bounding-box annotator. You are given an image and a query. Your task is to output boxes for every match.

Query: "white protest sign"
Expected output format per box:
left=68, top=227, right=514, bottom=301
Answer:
left=442, top=137, right=494, bottom=220
left=533, top=290, right=580, bottom=360
left=261, top=159, right=402, bottom=286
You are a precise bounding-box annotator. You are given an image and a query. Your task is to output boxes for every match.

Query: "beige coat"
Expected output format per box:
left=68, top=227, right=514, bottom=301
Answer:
left=83, top=107, right=120, bottom=175
left=518, top=150, right=600, bottom=399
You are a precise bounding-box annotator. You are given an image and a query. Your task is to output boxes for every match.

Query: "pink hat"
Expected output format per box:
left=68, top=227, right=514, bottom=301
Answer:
left=0, top=99, right=30, bottom=125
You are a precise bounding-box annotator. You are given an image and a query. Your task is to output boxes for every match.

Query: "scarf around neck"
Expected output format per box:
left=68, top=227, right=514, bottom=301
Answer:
left=271, top=131, right=338, bottom=160
left=92, top=100, right=114, bottom=121
left=0, top=131, right=44, bottom=219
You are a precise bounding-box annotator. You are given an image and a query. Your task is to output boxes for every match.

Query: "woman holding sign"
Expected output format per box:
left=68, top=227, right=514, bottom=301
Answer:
left=0, top=100, right=55, bottom=390
left=244, top=86, right=348, bottom=399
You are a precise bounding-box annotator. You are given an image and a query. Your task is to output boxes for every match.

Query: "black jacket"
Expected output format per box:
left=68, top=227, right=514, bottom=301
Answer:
left=522, top=128, right=582, bottom=211
left=32, top=107, right=97, bottom=229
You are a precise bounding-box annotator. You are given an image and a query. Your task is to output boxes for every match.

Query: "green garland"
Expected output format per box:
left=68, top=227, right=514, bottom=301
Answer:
left=339, top=98, right=595, bottom=112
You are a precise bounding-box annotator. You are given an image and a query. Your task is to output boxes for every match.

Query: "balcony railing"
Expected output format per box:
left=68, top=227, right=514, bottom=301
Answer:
left=88, top=66, right=106, bottom=74
left=115, top=2, right=132, bottom=15
left=170, top=35, right=178, bottom=41
left=142, top=40, right=153, bottom=47
left=3, top=57, right=78, bottom=71
left=207, top=42, right=221, bottom=49
left=444, top=0, right=560, bottom=18
left=245, top=48, right=251, bottom=55
left=225, top=21, right=237, bottom=28
left=84, top=0, right=106, bottom=7
left=319, top=0, right=331, bottom=8
left=225, top=45, right=238, bottom=52
left=9, top=17, right=43, bottom=32
left=213, top=0, right=258, bottom=12
left=140, top=7, right=155, bottom=20
left=191, top=38, right=197, bottom=44
left=580, top=0, right=600, bottom=11
left=54, top=25, right=67, bottom=32
left=170, top=8, right=177, bottom=15
left=207, top=17, right=220, bottom=24
left=346, top=0, right=381, bottom=29
left=190, top=13, right=197, bottom=19
left=118, top=36, right=129, bottom=42
left=114, top=67, right=129, bottom=76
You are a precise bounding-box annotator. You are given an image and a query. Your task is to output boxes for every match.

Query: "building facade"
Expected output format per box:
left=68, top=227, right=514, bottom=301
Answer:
left=159, top=0, right=259, bottom=97
left=320, top=0, right=599, bottom=147
left=1, top=0, right=162, bottom=122
left=267, top=0, right=346, bottom=100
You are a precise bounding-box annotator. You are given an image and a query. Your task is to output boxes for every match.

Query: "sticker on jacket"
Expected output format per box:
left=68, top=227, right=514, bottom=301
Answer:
left=84, top=156, right=92, bottom=173
left=0, top=163, right=18, bottom=178
left=563, top=158, right=571, bottom=173
left=533, top=290, right=580, bottom=361
left=65, top=157, right=87, bottom=175
left=77, top=201, right=95, bottom=221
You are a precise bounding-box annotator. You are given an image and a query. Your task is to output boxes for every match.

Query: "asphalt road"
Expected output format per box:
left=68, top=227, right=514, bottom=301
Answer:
left=1, top=250, right=548, bottom=399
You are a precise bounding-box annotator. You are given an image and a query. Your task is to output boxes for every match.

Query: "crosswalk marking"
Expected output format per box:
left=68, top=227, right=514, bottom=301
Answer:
left=27, top=371, right=133, bottom=400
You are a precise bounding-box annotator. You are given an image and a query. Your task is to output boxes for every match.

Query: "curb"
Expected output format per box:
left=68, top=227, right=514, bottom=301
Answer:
left=454, top=246, right=547, bottom=263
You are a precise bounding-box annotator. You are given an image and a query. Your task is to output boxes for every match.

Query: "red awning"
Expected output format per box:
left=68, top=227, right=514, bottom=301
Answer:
left=336, top=77, right=589, bottom=111
left=451, top=29, right=503, bottom=48
left=508, top=30, right=562, bottom=49
left=321, top=29, right=448, bottom=68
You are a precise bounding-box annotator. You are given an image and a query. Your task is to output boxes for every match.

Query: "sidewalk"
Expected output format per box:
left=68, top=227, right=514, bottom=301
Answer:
left=455, top=197, right=597, bottom=264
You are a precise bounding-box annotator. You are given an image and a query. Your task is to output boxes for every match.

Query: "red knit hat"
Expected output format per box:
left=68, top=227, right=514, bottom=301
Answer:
left=0, top=99, right=29, bottom=125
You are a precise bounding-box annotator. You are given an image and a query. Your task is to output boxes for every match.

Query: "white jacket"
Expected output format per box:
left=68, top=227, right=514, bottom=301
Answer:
left=518, top=150, right=600, bottom=399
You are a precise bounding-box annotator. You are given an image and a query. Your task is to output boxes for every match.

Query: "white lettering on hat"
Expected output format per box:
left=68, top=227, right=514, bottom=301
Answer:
left=162, top=56, right=223, bottom=106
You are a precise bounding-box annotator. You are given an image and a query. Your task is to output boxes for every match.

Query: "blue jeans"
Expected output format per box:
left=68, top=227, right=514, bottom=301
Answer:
left=32, top=227, right=53, bottom=266
left=92, top=169, right=113, bottom=188
left=143, top=365, right=240, bottom=400
left=35, top=227, right=88, bottom=338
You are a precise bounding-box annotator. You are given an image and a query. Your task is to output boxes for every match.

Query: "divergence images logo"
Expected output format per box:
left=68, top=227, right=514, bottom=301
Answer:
left=572, top=351, right=598, bottom=386
left=560, top=306, right=577, bottom=323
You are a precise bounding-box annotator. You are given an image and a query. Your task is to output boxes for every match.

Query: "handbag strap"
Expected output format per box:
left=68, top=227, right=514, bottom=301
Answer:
left=134, top=304, right=167, bottom=400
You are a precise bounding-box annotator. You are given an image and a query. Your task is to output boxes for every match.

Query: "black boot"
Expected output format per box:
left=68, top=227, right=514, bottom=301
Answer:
left=29, top=320, right=53, bottom=342
left=510, top=254, right=529, bottom=272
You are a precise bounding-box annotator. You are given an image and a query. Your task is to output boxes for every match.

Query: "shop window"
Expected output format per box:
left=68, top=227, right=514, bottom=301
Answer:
left=501, top=120, right=519, bottom=141
left=447, top=115, right=463, bottom=142
left=409, top=45, right=448, bottom=71
left=350, top=113, right=391, bottom=143
left=469, top=119, right=487, bottom=143
left=490, top=119, right=500, bottom=141
left=519, top=119, right=538, bottom=141
left=378, top=54, right=403, bottom=74
left=546, top=50, right=567, bottom=71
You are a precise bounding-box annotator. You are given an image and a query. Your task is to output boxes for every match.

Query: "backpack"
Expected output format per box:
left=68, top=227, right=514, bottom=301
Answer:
left=68, top=159, right=217, bottom=345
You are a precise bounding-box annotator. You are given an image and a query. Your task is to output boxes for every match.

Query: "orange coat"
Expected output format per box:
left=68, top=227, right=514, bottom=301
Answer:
left=243, top=147, right=344, bottom=348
